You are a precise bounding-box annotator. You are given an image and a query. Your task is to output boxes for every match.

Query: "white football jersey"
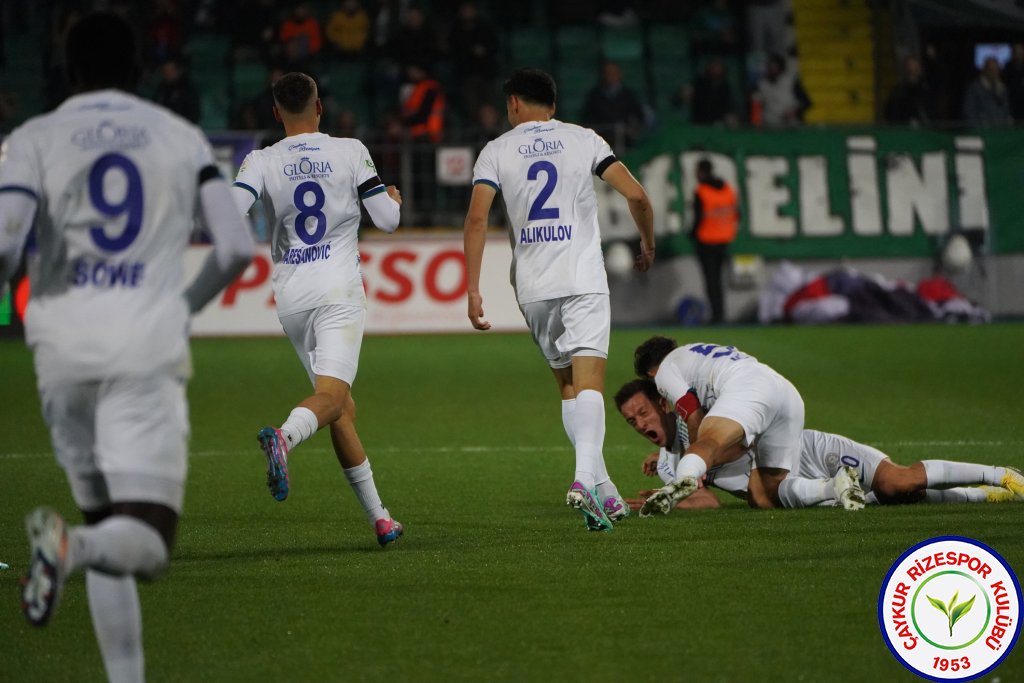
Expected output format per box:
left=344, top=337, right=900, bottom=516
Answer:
left=656, top=415, right=751, bottom=495
left=472, top=119, right=617, bottom=304
left=0, top=90, right=217, bottom=388
left=234, top=133, right=383, bottom=316
left=653, top=343, right=758, bottom=413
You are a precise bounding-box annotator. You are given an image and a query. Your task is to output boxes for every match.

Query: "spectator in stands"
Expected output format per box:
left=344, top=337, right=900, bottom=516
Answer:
left=473, top=102, right=504, bottom=145
left=333, top=108, right=367, bottom=139
left=237, top=65, right=286, bottom=130
left=146, top=0, right=184, bottom=66
left=883, top=56, right=934, bottom=126
left=153, top=57, right=201, bottom=123
left=447, top=1, right=499, bottom=122
left=326, top=0, right=371, bottom=59
left=1002, top=43, right=1024, bottom=120
left=229, top=0, right=279, bottom=62
left=747, top=0, right=787, bottom=65
left=963, top=56, right=1012, bottom=127
left=597, top=0, right=639, bottom=28
left=690, top=0, right=739, bottom=54
left=581, top=61, right=650, bottom=149
left=279, top=3, right=323, bottom=62
left=393, top=6, right=438, bottom=72
left=690, top=158, right=739, bottom=325
left=752, top=54, right=811, bottom=127
left=678, top=58, right=738, bottom=126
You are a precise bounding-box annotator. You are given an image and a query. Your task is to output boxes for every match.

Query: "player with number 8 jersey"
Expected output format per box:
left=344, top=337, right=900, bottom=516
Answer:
left=231, top=72, right=405, bottom=547
left=464, top=68, right=656, bottom=531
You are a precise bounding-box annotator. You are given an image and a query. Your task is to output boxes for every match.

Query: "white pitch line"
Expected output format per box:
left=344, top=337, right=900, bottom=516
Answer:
left=2, top=440, right=1021, bottom=461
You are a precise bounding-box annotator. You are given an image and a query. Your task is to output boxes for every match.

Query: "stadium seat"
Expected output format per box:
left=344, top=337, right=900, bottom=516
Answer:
left=233, top=62, right=268, bottom=102
left=510, top=27, right=553, bottom=70
left=601, top=26, right=644, bottom=61
left=555, top=25, right=601, bottom=64
left=648, top=24, right=690, bottom=62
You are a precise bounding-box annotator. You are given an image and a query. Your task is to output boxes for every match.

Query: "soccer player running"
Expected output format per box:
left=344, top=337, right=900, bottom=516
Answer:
left=463, top=68, right=656, bottom=531
left=614, top=379, right=1024, bottom=510
left=231, top=72, right=404, bottom=547
left=1, top=13, right=254, bottom=681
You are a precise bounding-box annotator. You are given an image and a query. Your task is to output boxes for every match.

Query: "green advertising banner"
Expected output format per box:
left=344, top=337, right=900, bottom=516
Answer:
left=617, top=127, right=1024, bottom=259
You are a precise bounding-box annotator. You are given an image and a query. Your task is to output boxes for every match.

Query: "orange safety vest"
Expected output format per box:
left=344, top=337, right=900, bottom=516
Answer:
left=402, top=79, right=445, bottom=143
left=695, top=183, right=738, bottom=244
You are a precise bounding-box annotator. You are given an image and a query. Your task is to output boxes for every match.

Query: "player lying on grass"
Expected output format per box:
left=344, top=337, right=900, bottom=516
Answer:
left=614, top=379, right=1024, bottom=510
left=632, top=335, right=812, bottom=514
left=231, top=72, right=403, bottom=547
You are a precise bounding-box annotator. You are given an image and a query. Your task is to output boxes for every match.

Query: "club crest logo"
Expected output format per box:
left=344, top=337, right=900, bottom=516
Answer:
left=879, top=536, right=1021, bottom=681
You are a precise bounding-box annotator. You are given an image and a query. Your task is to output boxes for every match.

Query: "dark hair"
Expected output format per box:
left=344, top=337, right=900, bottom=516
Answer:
left=503, top=68, right=557, bottom=108
left=613, top=378, right=661, bottom=411
left=697, top=158, right=713, bottom=174
left=633, top=336, right=678, bottom=377
left=65, top=13, right=140, bottom=91
left=272, top=72, right=318, bottom=114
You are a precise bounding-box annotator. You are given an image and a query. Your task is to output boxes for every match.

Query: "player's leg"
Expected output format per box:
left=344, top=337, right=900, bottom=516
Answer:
left=326, top=389, right=403, bottom=547
left=872, top=460, right=1020, bottom=503
left=917, top=459, right=1022, bottom=498
left=25, top=376, right=187, bottom=683
left=562, top=294, right=627, bottom=525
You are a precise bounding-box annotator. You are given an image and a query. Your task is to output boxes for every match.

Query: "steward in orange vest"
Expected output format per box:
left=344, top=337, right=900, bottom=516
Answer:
left=690, top=159, right=739, bottom=323
left=401, top=65, right=445, bottom=143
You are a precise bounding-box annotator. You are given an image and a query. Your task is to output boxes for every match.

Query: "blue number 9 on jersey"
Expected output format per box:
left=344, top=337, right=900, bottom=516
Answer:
left=88, top=152, right=144, bottom=252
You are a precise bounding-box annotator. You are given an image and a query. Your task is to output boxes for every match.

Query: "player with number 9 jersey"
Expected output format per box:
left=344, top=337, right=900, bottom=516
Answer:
left=0, top=69, right=249, bottom=389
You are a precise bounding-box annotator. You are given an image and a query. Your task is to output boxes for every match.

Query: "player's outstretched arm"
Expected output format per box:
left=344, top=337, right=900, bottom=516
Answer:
left=363, top=185, right=401, bottom=233
left=463, top=182, right=496, bottom=331
left=186, top=170, right=255, bottom=313
left=601, top=161, right=655, bottom=272
left=0, top=190, right=35, bottom=285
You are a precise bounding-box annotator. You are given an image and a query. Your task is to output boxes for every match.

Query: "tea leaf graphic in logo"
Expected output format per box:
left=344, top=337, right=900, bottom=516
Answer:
left=927, top=590, right=976, bottom=637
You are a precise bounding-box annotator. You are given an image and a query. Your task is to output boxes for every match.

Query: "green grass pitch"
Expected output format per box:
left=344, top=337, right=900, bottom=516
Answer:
left=2, top=324, right=1022, bottom=682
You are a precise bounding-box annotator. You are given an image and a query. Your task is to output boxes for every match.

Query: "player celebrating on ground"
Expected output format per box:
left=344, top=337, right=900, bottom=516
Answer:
left=633, top=336, right=811, bottom=514
left=614, top=379, right=1024, bottom=509
left=463, top=68, right=656, bottom=531
left=2, top=13, right=255, bottom=681
left=231, top=72, right=404, bottom=547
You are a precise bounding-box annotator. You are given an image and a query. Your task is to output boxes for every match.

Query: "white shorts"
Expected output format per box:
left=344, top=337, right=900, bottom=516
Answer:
left=708, top=365, right=805, bottom=472
left=280, top=304, right=365, bottom=386
left=39, top=374, right=190, bottom=513
left=519, top=293, right=610, bottom=369
left=797, top=429, right=890, bottom=490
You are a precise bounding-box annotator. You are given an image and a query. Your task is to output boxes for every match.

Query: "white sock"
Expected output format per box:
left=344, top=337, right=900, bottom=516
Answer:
left=561, top=399, right=576, bottom=447
left=343, top=459, right=389, bottom=525
left=280, top=406, right=318, bottom=451
left=68, top=516, right=168, bottom=580
left=87, top=571, right=144, bottom=683
left=573, top=390, right=606, bottom=489
left=922, top=460, right=1004, bottom=488
left=924, top=487, right=989, bottom=503
left=675, top=453, right=708, bottom=481
left=777, top=477, right=832, bottom=508
left=595, top=479, right=621, bottom=502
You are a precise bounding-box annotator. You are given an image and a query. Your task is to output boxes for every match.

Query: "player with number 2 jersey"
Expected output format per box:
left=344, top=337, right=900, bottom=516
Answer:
left=464, top=68, right=656, bottom=532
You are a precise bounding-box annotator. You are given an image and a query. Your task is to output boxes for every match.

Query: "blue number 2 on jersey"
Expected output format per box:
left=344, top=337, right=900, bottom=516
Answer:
left=689, top=344, right=747, bottom=361
left=526, top=160, right=559, bottom=221
left=88, top=152, right=143, bottom=252
left=294, top=181, right=327, bottom=245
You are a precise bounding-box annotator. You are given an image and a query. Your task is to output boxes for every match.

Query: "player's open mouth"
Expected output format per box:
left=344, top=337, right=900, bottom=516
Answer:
left=645, top=430, right=659, bottom=442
